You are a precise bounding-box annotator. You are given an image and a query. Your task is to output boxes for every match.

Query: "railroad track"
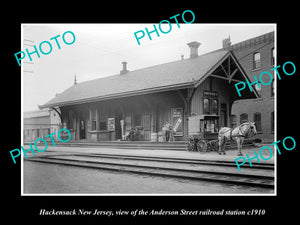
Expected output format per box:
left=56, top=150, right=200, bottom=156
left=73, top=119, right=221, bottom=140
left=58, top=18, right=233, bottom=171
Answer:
left=25, top=152, right=274, bottom=189
left=77, top=152, right=274, bottom=170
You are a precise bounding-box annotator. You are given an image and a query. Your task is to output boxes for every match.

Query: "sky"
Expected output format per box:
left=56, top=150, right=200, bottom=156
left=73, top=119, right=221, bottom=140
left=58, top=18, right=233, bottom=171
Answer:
left=22, top=23, right=275, bottom=112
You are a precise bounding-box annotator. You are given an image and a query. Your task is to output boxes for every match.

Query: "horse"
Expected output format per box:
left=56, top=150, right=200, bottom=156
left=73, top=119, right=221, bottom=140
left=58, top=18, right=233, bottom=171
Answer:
left=218, top=122, right=257, bottom=156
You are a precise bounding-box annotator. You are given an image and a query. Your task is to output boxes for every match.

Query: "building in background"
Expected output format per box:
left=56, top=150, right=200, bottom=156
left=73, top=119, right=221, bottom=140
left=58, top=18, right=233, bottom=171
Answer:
left=23, top=108, right=62, bottom=142
left=224, top=31, right=275, bottom=142
left=23, top=110, right=51, bottom=142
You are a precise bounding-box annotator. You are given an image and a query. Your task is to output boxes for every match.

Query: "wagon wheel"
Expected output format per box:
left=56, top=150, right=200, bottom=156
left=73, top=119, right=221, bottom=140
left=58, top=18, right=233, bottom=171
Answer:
left=197, top=140, right=207, bottom=153
left=185, top=135, right=195, bottom=151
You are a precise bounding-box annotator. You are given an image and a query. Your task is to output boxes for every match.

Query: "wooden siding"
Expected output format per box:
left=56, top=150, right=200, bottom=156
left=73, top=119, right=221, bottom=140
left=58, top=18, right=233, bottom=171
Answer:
left=190, top=77, right=234, bottom=127
left=60, top=91, right=186, bottom=141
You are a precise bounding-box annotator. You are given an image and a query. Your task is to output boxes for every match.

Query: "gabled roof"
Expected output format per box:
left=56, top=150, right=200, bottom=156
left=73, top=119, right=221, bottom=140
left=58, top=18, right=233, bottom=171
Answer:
left=39, top=49, right=255, bottom=109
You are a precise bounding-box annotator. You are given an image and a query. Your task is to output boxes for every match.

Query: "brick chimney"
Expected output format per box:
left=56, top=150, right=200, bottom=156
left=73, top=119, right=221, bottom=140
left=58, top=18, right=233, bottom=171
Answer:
left=120, top=61, right=129, bottom=75
left=222, top=36, right=231, bottom=50
left=187, top=41, right=201, bottom=59
left=74, top=74, right=77, bottom=85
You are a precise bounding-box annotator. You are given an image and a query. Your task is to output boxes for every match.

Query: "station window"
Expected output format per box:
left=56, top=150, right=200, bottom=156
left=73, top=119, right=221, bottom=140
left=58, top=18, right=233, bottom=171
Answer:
left=69, top=110, right=75, bottom=130
left=254, top=112, right=262, bottom=133
left=92, top=121, right=97, bottom=131
left=253, top=52, right=261, bottom=69
left=133, top=114, right=142, bottom=127
left=203, top=98, right=218, bottom=115
left=99, top=121, right=107, bottom=130
left=203, top=98, right=210, bottom=114
left=91, top=108, right=97, bottom=131
left=99, top=110, right=108, bottom=131
left=211, top=99, right=218, bottom=115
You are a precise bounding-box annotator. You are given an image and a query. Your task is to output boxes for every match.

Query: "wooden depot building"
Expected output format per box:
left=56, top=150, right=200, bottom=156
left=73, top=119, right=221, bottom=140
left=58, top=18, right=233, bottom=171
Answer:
left=39, top=41, right=258, bottom=142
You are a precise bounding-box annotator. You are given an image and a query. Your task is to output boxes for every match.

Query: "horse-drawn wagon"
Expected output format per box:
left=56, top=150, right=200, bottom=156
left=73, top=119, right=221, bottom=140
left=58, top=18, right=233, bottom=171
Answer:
left=186, top=115, right=219, bottom=152
left=186, top=114, right=257, bottom=155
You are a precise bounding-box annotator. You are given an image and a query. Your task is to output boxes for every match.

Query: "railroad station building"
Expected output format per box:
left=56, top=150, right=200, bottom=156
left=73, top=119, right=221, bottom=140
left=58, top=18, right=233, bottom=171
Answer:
left=23, top=109, right=50, bottom=142
left=39, top=41, right=258, bottom=142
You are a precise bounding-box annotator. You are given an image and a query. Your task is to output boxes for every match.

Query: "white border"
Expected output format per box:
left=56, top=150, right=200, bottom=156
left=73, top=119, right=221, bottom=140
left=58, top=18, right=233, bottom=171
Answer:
left=21, top=24, right=24, bottom=196
left=274, top=27, right=278, bottom=196
left=21, top=23, right=277, bottom=196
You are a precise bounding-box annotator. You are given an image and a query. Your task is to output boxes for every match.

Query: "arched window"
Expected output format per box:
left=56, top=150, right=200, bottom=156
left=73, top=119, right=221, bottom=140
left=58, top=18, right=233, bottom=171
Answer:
left=253, top=52, right=261, bottom=69
left=240, top=113, right=248, bottom=124
left=253, top=112, right=262, bottom=132
left=203, top=98, right=210, bottom=114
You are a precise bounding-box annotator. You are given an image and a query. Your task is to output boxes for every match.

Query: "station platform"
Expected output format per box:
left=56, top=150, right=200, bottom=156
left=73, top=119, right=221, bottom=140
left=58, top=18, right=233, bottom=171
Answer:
left=29, top=142, right=275, bottom=165
left=29, top=138, right=257, bottom=151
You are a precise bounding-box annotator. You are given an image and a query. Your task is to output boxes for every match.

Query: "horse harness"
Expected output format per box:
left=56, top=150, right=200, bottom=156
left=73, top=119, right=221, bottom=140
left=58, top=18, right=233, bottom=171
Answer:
left=220, top=126, right=246, bottom=141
